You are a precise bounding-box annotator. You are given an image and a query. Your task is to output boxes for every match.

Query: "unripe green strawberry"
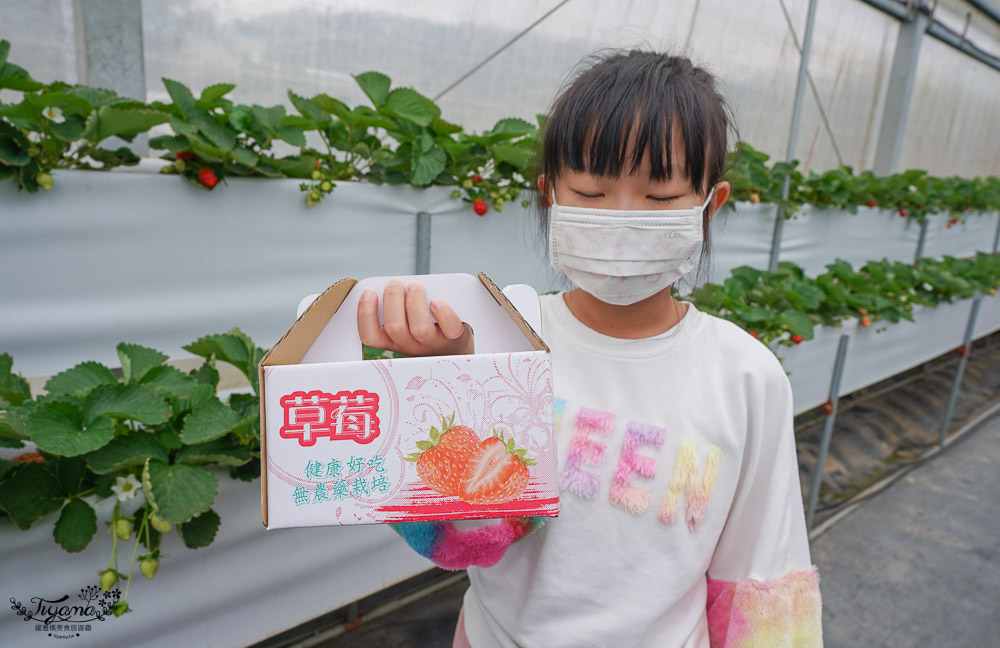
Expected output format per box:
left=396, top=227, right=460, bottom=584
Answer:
left=36, top=172, right=54, bottom=191
left=115, top=518, right=132, bottom=541
left=521, top=200, right=530, bottom=208
left=140, top=558, right=159, bottom=579
left=159, top=164, right=176, bottom=174
left=462, top=179, right=473, bottom=189
left=100, top=569, right=118, bottom=592
left=452, top=190, right=461, bottom=199
left=174, top=159, right=186, bottom=173
left=112, top=601, right=129, bottom=616
left=320, top=181, right=332, bottom=192
left=311, top=170, right=322, bottom=180
left=149, top=514, right=172, bottom=534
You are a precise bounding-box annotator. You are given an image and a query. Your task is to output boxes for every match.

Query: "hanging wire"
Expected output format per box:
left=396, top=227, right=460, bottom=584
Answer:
left=777, top=0, right=845, bottom=166
left=432, top=0, right=574, bottom=102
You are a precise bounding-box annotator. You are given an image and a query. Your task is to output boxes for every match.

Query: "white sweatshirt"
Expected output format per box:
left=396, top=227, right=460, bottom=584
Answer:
left=458, top=293, right=822, bottom=648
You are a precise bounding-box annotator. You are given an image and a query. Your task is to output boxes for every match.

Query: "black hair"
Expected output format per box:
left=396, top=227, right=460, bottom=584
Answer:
left=533, top=49, right=740, bottom=290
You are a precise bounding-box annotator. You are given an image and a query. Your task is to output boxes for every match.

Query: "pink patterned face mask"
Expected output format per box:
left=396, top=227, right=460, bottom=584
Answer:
left=548, top=188, right=713, bottom=305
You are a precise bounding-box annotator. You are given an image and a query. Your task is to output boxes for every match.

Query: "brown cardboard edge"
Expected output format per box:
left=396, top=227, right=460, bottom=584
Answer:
left=477, top=271, right=550, bottom=353
left=259, top=364, right=268, bottom=527
left=259, top=277, right=359, bottom=528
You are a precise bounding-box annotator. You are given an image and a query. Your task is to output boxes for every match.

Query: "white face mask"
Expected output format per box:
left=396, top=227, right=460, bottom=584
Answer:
left=548, top=187, right=713, bottom=306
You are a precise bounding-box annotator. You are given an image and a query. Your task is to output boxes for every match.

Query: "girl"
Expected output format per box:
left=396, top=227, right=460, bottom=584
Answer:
left=357, top=50, right=823, bottom=648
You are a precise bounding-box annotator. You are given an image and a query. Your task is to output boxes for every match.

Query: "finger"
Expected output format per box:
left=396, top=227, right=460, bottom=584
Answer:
left=357, top=289, right=394, bottom=349
left=405, top=282, right=440, bottom=346
left=430, top=298, right=466, bottom=340
left=381, top=278, right=417, bottom=348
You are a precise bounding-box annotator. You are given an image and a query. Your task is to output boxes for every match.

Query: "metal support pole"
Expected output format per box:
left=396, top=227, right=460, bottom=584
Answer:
left=940, top=296, right=982, bottom=444
left=73, top=0, right=147, bottom=155
left=415, top=211, right=431, bottom=275
left=992, top=211, right=1000, bottom=254
left=873, top=4, right=930, bottom=175
left=914, top=217, right=929, bottom=263
left=806, top=334, right=850, bottom=531
left=769, top=0, right=819, bottom=272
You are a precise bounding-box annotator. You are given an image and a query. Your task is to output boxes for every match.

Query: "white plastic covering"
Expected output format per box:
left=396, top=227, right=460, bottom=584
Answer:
left=5, top=171, right=1000, bottom=379
left=0, top=171, right=562, bottom=379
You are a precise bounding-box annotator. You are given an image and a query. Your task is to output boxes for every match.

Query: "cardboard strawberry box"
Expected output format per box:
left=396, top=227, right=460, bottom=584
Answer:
left=258, top=272, right=559, bottom=529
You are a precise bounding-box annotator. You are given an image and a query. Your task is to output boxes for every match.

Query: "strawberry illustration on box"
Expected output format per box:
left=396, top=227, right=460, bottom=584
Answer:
left=258, top=272, right=559, bottom=529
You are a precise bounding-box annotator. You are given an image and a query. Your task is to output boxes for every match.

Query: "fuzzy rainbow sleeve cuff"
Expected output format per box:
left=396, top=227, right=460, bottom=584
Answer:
left=706, top=565, right=823, bottom=648
left=388, top=517, right=546, bottom=571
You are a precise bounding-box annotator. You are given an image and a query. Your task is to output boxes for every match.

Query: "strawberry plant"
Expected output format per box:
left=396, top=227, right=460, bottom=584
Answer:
left=0, top=328, right=266, bottom=614
left=688, top=252, right=1000, bottom=347
left=0, top=40, right=167, bottom=192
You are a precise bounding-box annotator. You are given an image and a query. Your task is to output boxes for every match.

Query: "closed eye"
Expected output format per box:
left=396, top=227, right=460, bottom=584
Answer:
left=573, top=190, right=602, bottom=200
left=648, top=196, right=679, bottom=203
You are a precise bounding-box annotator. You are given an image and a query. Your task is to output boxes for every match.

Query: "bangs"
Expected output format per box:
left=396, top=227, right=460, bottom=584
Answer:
left=542, top=52, right=726, bottom=194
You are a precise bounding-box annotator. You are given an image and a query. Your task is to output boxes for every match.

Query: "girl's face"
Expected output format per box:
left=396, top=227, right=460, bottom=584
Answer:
left=540, top=147, right=730, bottom=218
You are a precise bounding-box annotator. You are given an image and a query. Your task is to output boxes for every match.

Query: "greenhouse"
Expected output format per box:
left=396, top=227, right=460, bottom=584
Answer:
left=2, top=0, right=1000, bottom=647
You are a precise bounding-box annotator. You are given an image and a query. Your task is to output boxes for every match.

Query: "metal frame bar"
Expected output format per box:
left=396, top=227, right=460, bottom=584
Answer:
left=914, top=217, right=929, bottom=262
left=859, top=0, right=1000, bottom=72
left=963, top=0, right=1000, bottom=26
left=415, top=211, right=431, bottom=274
left=992, top=211, right=1000, bottom=254
left=769, top=0, right=819, bottom=272
left=940, top=296, right=983, bottom=444
left=874, top=4, right=930, bottom=175
left=806, top=334, right=851, bottom=530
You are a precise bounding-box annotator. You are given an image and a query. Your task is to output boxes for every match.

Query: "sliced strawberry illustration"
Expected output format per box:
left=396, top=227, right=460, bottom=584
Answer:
left=404, top=412, right=480, bottom=497
left=458, top=429, right=536, bottom=505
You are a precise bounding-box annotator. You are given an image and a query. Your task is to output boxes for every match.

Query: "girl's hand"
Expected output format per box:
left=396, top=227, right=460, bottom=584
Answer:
left=357, top=279, right=475, bottom=356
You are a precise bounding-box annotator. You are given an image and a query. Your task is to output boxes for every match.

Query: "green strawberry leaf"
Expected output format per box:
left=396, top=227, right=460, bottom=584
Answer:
left=27, top=401, right=114, bottom=456
left=139, top=365, right=201, bottom=400
left=382, top=87, right=439, bottom=127
left=353, top=71, right=391, bottom=108
left=180, top=398, right=240, bottom=445
left=83, top=384, right=171, bottom=426
left=0, top=464, right=66, bottom=529
left=53, top=498, right=97, bottom=552
left=0, top=353, right=32, bottom=407
left=44, top=361, right=118, bottom=399
left=175, top=438, right=252, bottom=466
left=200, top=83, right=236, bottom=103
left=117, top=343, right=168, bottom=384
left=85, top=430, right=168, bottom=474
left=142, top=459, right=218, bottom=524
left=177, top=508, right=220, bottom=548
left=52, top=456, right=89, bottom=494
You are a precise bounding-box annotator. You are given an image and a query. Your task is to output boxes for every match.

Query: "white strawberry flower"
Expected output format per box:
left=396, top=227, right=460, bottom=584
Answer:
left=111, top=474, right=143, bottom=502
left=42, top=106, right=65, bottom=123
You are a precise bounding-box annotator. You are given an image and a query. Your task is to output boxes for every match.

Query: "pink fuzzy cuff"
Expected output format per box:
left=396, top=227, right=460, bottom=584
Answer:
left=706, top=565, right=823, bottom=648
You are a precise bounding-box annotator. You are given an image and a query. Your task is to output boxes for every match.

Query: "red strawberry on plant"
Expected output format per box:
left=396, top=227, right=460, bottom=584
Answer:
left=471, top=174, right=483, bottom=183
left=404, top=413, right=481, bottom=497
left=866, top=201, right=877, bottom=208
left=860, top=316, right=872, bottom=327
left=899, top=208, right=907, bottom=218
left=748, top=330, right=758, bottom=339
left=857, top=307, right=867, bottom=315
left=791, top=334, right=804, bottom=345
left=198, top=168, right=218, bottom=188
left=458, top=428, right=536, bottom=505
left=473, top=199, right=488, bottom=216
left=175, top=151, right=195, bottom=162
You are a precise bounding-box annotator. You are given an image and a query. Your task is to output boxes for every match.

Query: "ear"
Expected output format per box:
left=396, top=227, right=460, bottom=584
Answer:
left=536, top=174, right=552, bottom=207
left=708, top=181, right=731, bottom=222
